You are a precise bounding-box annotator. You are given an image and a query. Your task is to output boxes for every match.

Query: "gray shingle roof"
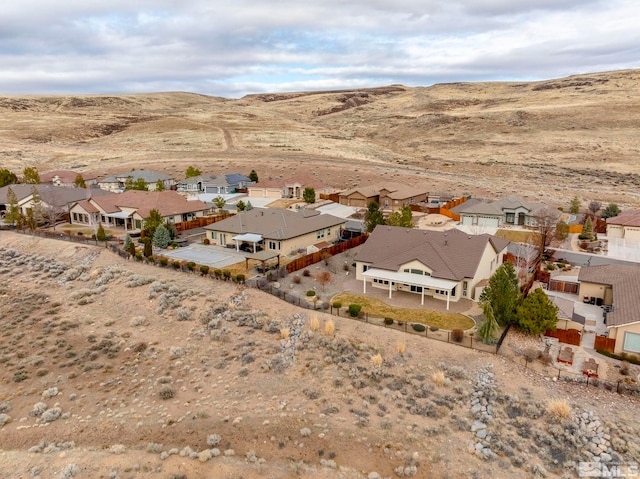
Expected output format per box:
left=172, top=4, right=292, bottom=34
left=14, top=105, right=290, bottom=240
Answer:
left=101, top=169, right=173, bottom=183
left=355, top=226, right=510, bottom=281
left=578, top=265, right=640, bottom=327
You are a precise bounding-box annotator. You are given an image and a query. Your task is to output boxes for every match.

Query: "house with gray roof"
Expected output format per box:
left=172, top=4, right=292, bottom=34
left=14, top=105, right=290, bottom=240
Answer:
left=204, top=208, right=346, bottom=255
left=455, top=195, right=545, bottom=228
left=606, top=209, right=640, bottom=239
left=176, top=173, right=252, bottom=196
left=578, top=264, right=640, bottom=355
left=98, top=169, right=175, bottom=193
left=355, top=226, right=510, bottom=309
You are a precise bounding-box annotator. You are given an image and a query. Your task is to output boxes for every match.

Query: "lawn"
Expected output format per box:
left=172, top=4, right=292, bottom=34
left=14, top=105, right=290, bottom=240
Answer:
left=495, top=229, right=540, bottom=244
left=331, top=292, right=475, bottom=330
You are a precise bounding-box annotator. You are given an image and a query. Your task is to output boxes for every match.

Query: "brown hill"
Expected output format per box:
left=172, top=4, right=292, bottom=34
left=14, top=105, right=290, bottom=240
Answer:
left=1, top=69, right=639, bottom=205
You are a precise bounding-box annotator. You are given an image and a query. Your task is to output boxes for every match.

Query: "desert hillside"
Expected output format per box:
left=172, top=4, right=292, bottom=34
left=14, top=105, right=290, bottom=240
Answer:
left=1, top=69, right=639, bottom=205
left=1, top=233, right=639, bottom=478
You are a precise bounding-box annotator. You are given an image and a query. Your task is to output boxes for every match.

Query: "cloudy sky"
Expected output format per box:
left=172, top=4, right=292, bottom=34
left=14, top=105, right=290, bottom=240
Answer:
left=1, top=0, right=638, bottom=97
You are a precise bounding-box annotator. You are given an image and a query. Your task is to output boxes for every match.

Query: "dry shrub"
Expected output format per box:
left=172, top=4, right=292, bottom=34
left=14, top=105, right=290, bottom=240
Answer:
left=547, top=398, right=571, bottom=420
left=309, top=316, right=320, bottom=331
left=396, top=342, right=406, bottom=354
left=280, top=328, right=291, bottom=340
left=324, top=319, right=335, bottom=336
left=432, top=370, right=446, bottom=387
left=370, top=353, right=383, bottom=368
left=451, top=329, right=464, bottom=343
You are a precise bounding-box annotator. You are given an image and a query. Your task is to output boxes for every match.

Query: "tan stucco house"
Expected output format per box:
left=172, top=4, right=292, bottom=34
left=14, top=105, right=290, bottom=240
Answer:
left=606, top=210, right=640, bottom=239
left=204, top=208, right=346, bottom=255
left=578, top=265, right=640, bottom=356
left=354, top=226, right=510, bottom=309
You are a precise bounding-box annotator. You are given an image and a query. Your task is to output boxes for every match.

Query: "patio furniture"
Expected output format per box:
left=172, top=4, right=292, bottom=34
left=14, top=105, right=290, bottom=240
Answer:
left=557, top=346, right=574, bottom=365
left=582, top=358, right=599, bottom=378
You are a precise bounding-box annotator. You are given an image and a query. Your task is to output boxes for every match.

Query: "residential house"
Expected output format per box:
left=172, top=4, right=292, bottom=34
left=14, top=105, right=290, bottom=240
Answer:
left=98, top=170, right=175, bottom=193
left=0, top=184, right=99, bottom=224
left=379, top=186, right=428, bottom=213
left=176, top=173, right=252, bottom=196
left=40, top=170, right=98, bottom=188
left=69, top=190, right=210, bottom=232
left=338, top=185, right=382, bottom=208
left=578, top=265, right=640, bottom=355
left=354, top=226, right=510, bottom=309
left=204, top=208, right=346, bottom=255
left=247, top=174, right=332, bottom=201
left=606, top=210, right=640, bottom=239
left=455, top=195, right=544, bottom=228
left=453, top=199, right=503, bottom=228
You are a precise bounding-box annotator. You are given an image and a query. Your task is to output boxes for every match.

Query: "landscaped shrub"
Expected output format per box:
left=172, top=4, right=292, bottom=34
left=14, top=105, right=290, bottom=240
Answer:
left=186, top=262, right=196, bottom=272
left=172, top=260, right=181, bottom=269
left=222, top=270, right=231, bottom=280
left=200, top=265, right=210, bottom=276
left=322, top=301, right=330, bottom=310
left=135, top=252, right=143, bottom=262
left=412, top=323, right=426, bottom=332
left=332, top=301, right=342, bottom=310
left=235, top=274, right=245, bottom=283
left=348, top=304, right=362, bottom=317
left=159, top=257, right=169, bottom=267
left=213, top=269, right=222, bottom=279
left=293, top=275, right=301, bottom=284
left=451, top=329, right=464, bottom=343
left=306, top=290, right=316, bottom=297
left=596, top=349, right=640, bottom=365
left=203, top=238, right=210, bottom=245
left=384, top=318, right=394, bottom=325
left=303, top=269, right=311, bottom=277
left=429, top=326, right=439, bottom=332
left=546, top=263, right=556, bottom=271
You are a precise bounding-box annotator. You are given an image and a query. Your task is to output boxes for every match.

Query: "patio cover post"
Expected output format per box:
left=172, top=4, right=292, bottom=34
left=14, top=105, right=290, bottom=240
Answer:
left=446, top=290, right=450, bottom=310
left=388, top=281, right=392, bottom=299
left=421, top=288, right=425, bottom=305
left=363, top=278, right=367, bottom=294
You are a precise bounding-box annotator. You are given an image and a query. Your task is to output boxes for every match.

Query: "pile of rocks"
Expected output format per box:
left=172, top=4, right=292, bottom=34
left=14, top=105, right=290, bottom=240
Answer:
left=280, top=313, right=306, bottom=364
left=468, top=364, right=498, bottom=460
left=576, top=411, right=620, bottom=464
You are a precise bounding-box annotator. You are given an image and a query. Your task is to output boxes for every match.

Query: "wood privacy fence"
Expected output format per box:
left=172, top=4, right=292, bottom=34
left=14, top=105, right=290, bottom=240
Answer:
left=544, top=328, right=582, bottom=346
left=174, top=213, right=232, bottom=232
left=285, top=234, right=368, bottom=274
left=549, top=279, right=579, bottom=294
left=594, top=335, right=616, bottom=353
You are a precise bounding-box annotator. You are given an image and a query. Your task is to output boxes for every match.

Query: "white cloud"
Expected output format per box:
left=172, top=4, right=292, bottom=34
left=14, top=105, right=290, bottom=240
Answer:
left=0, top=0, right=638, bottom=96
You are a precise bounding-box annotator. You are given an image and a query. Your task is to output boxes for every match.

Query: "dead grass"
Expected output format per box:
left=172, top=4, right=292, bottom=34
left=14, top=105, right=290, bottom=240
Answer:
left=547, top=398, right=572, bottom=419
left=495, top=229, right=540, bottom=244
left=331, top=292, right=474, bottom=330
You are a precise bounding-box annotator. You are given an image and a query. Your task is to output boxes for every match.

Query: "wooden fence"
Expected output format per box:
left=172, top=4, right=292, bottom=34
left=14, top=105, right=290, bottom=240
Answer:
left=594, top=335, right=616, bottom=353
left=285, top=235, right=368, bottom=273
left=174, top=213, right=231, bottom=232
left=544, top=328, right=582, bottom=346
left=549, top=279, right=579, bottom=294
left=319, top=193, right=340, bottom=203
left=437, top=208, right=460, bottom=221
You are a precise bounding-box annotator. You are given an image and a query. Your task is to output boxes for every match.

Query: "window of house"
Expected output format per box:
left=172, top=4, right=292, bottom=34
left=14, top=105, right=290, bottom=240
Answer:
left=463, top=281, right=468, bottom=297
left=72, top=213, right=78, bottom=222
left=623, top=332, right=640, bottom=353
left=506, top=213, right=515, bottom=224
left=210, top=232, right=217, bottom=240
left=373, top=278, right=389, bottom=285
left=362, top=264, right=369, bottom=272
left=268, top=240, right=280, bottom=250
left=410, top=285, right=423, bottom=293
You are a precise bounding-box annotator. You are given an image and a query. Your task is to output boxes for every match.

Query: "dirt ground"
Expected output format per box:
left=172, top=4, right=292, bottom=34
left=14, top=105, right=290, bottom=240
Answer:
left=1, top=233, right=640, bottom=479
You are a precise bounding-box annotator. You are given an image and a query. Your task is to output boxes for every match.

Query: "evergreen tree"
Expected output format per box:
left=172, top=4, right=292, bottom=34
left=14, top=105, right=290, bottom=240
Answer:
left=364, top=201, right=385, bottom=233
left=479, top=262, right=521, bottom=327
left=303, top=187, right=316, bottom=204
left=386, top=206, right=413, bottom=228
left=213, top=196, right=226, bottom=212
left=29, top=186, right=43, bottom=224
left=236, top=200, right=246, bottom=212
left=248, top=169, right=259, bottom=182
left=601, top=203, right=621, bottom=219
left=127, top=237, right=137, bottom=256
left=185, top=166, right=202, bottom=178
left=155, top=179, right=166, bottom=191
left=74, top=174, right=87, bottom=188
left=96, top=223, right=106, bottom=241
left=143, top=209, right=164, bottom=238
left=0, top=168, right=17, bottom=187
left=153, top=224, right=171, bottom=248
left=124, top=234, right=132, bottom=251
left=516, top=288, right=559, bottom=335
left=477, top=303, right=500, bottom=344
left=22, top=166, right=40, bottom=184
left=245, top=201, right=253, bottom=211
left=163, top=221, right=178, bottom=240
left=125, top=176, right=149, bottom=191
left=143, top=237, right=153, bottom=257
left=569, top=196, right=580, bottom=214
left=555, top=221, right=569, bottom=241
left=579, top=217, right=594, bottom=240
left=4, top=186, right=20, bottom=226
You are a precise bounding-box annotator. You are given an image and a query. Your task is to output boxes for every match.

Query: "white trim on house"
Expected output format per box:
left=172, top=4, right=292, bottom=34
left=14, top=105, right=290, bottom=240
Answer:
left=362, top=268, right=458, bottom=310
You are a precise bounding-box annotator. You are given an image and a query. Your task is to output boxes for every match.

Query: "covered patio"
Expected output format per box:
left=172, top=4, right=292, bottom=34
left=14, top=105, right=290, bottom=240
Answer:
left=362, top=269, right=458, bottom=310
left=231, top=232, right=263, bottom=253
left=106, top=211, right=136, bottom=232
left=244, top=250, right=280, bottom=273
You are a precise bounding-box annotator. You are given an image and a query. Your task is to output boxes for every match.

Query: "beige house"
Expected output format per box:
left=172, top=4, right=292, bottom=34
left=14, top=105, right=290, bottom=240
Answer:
left=338, top=185, right=381, bottom=208
left=204, top=208, right=346, bottom=255
left=40, top=170, right=98, bottom=188
left=606, top=210, right=640, bottom=239
left=355, top=226, right=510, bottom=309
left=379, top=186, right=428, bottom=213
left=578, top=265, right=640, bottom=355
left=98, top=169, right=175, bottom=193
left=69, top=190, right=210, bottom=232
left=247, top=175, right=332, bottom=200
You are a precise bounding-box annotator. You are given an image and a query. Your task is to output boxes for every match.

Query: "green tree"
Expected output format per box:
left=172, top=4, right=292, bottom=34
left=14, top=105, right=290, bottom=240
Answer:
left=303, top=187, right=316, bottom=204
left=516, top=288, right=558, bottom=335
left=29, top=186, right=43, bottom=221
left=477, top=303, right=500, bottom=344
left=164, top=221, right=178, bottom=240
left=124, top=234, right=132, bottom=251
left=248, top=170, right=259, bottom=182
left=155, top=179, right=166, bottom=191
left=0, top=169, right=17, bottom=187
left=153, top=224, right=171, bottom=248
left=127, top=237, right=137, bottom=256
left=569, top=196, right=580, bottom=214
left=96, top=223, right=106, bottom=241
left=245, top=201, right=253, bottom=211
left=124, top=176, right=149, bottom=191
left=555, top=221, right=569, bottom=241
left=386, top=206, right=413, bottom=228
left=22, top=166, right=40, bottom=184
left=74, top=174, right=87, bottom=188
left=25, top=208, right=37, bottom=232
left=142, top=237, right=153, bottom=258
left=236, top=200, right=246, bottom=212
left=185, top=166, right=202, bottom=178
left=4, top=186, right=20, bottom=226
left=213, top=196, right=226, bottom=212
left=579, top=217, right=594, bottom=240
left=601, top=203, right=621, bottom=219
left=364, top=201, right=385, bottom=233
left=144, top=209, right=164, bottom=238
left=479, top=262, right=521, bottom=327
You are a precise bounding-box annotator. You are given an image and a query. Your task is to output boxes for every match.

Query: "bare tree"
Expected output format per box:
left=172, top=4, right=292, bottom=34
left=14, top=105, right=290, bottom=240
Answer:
left=513, top=239, right=539, bottom=286
left=533, top=206, right=561, bottom=262
left=317, top=271, right=332, bottom=292
left=588, top=200, right=602, bottom=216
left=35, top=188, right=68, bottom=230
